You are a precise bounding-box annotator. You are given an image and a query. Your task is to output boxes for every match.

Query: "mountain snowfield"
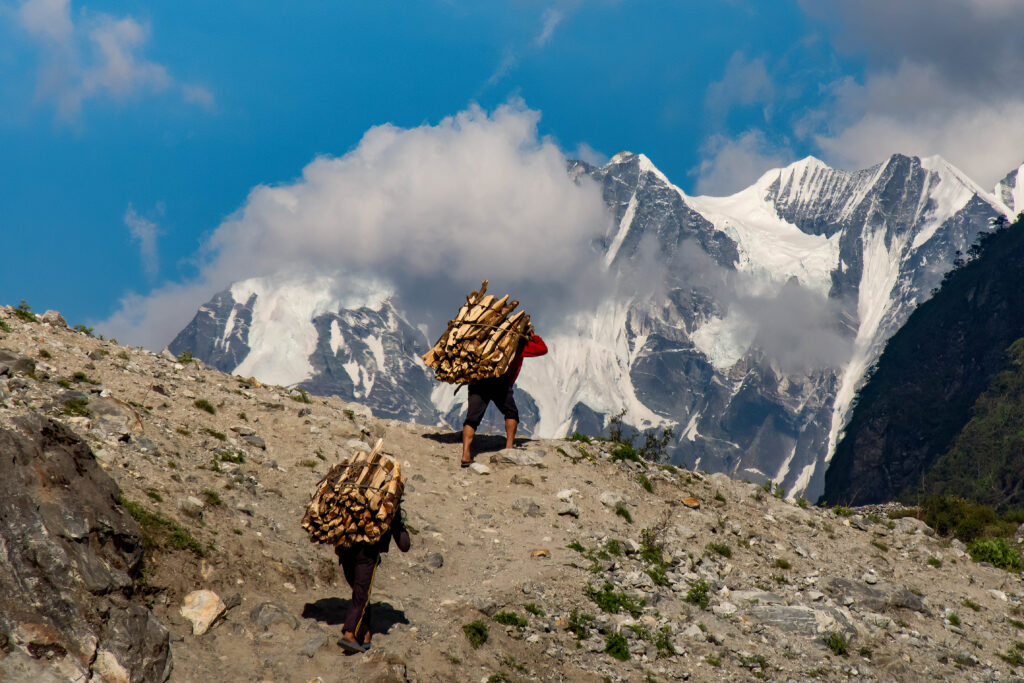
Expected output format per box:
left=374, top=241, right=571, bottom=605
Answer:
left=170, top=152, right=1019, bottom=500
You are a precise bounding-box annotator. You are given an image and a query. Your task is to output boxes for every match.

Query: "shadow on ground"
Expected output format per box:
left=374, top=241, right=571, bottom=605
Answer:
left=420, top=431, right=529, bottom=454
left=302, top=598, right=410, bottom=635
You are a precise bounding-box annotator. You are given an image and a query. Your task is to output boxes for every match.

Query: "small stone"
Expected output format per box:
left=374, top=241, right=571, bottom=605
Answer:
left=469, top=463, right=491, bottom=475
left=300, top=635, right=327, bottom=658
left=242, top=435, right=266, bottom=450
left=712, top=602, right=737, bottom=617
left=160, top=348, right=177, bottom=362
left=683, top=497, right=700, bottom=509
left=297, top=407, right=312, bottom=417
left=510, top=474, right=534, bottom=486
left=179, top=496, right=205, bottom=519
left=556, top=489, right=578, bottom=501
left=682, top=624, right=704, bottom=639
left=862, top=572, right=878, bottom=585
left=530, top=548, right=551, bottom=558
left=557, top=500, right=580, bottom=518
left=989, top=589, right=1008, bottom=602
left=181, top=590, right=227, bottom=636
left=346, top=439, right=372, bottom=452
left=425, top=552, right=444, bottom=569
left=599, top=491, right=627, bottom=508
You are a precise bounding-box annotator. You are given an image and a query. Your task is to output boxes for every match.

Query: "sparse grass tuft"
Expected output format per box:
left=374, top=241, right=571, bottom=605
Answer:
left=796, top=497, right=809, bottom=509
left=614, top=503, right=632, bottom=523
left=462, top=620, right=488, bottom=649
left=72, top=371, right=98, bottom=384
left=927, top=557, right=942, bottom=568
left=870, top=539, right=889, bottom=552
left=567, top=431, right=591, bottom=444
left=119, top=496, right=205, bottom=557
left=0, top=319, right=10, bottom=332
left=201, top=428, right=226, bottom=441
left=832, top=505, right=853, bottom=517
left=586, top=582, right=645, bottom=618
left=823, top=631, right=850, bottom=656
left=566, top=609, right=593, bottom=641
left=193, top=399, right=216, bottom=415
left=638, top=473, right=653, bottom=493
left=774, top=558, right=791, bottom=570
left=176, top=351, right=194, bottom=363
left=961, top=597, right=980, bottom=611
left=298, top=459, right=318, bottom=468
left=63, top=398, right=91, bottom=417
left=947, top=612, right=961, bottom=626
left=201, top=489, right=222, bottom=507
left=524, top=602, right=545, bottom=617
left=706, top=542, right=732, bottom=558
left=38, top=349, right=52, bottom=359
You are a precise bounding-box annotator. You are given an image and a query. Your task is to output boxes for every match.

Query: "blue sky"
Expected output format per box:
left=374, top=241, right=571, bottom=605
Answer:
left=2, top=0, right=1022, bottom=345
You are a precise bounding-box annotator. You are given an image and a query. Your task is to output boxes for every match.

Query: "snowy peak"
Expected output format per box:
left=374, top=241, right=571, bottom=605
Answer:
left=996, top=162, right=1024, bottom=215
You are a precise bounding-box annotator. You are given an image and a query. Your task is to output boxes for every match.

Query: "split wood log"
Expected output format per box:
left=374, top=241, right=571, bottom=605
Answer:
left=421, top=280, right=534, bottom=384
left=301, top=438, right=406, bottom=548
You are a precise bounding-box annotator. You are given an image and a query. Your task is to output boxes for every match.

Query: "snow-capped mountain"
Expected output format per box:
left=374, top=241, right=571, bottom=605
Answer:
left=996, top=162, right=1024, bottom=215
left=170, top=152, right=1015, bottom=499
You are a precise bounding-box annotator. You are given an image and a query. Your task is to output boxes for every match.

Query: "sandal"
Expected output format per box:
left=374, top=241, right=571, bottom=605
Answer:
left=337, top=637, right=367, bottom=654
left=460, top=460, right=472, bottom=468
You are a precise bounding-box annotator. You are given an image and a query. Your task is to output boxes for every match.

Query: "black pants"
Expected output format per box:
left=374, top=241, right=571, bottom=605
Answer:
left=337, top=545, right=381, bottom=640
left=464, top=377, right=519, bottom=429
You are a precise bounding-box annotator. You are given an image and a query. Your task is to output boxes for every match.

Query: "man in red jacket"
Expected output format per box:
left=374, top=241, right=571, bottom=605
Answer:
left=461, top=333, right=548, bottom=467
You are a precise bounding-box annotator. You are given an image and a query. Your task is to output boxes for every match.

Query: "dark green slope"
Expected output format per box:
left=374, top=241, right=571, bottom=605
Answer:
left=823, top=215, right=1024, bottom=507
left=922, top=338, right=1024, bottom=511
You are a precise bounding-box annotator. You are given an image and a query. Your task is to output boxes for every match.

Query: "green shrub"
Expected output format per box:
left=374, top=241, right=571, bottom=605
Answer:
left=0, top=319, right=10, bottom=332
left=919, top=496, right=1017, bottom=542
left=493, top=611, right=527, bottom=628
left=654, top=626, right=675, bottom=658
left=567, top=541, right=586, bottom=553
left=947, top=612, right=961, bottom=626
left=72, top=371, right=98, bottom=384
left=706, top=655, right=721, bottom=667
left=605, top=539, right=623, bottom=556
left=486, top=674, right=509, bottom=683
left=586, top=583, right=645, bottom=618
left=796, top=497, right=809, bottom=509
left=193, top=399, right=216, bottom=415
left=298, top=459, right=318, bottom=468
left=706, top=542, right=731, bottom=558
left=63, top=398, right=91, bottom=417
left=833, top=505, right=853, bottom=517
left=219, top=451, right=245, bottom=464
left=73, top=323, right=93, bottom=336
left=685, top=579, right=710, bottom=609
left=638, top=474, right=653, bottom=493
left=774, top=558, right=791, bottom=570
left=870, top=539, right=889, bottom=552
left=201, top=489, right=222, bottom=507
left=927, top=557, right=942, bottom=568
left=14, top=300, right=37, bottom=323
left=462, top=620, right=488, bottom=649
left=1008, top=617, right=1024, bottom=629
left=176, top=351, right=194, bottom=363
left=961, top=597, right=980, bottom=611
left=567, top=609, right=593, bottom=640
left=611, top=442, right=640, bottom=462
left=567, top=431, right=591, bottom=444
left=291, top=387, right=312, bottom=404
left=823, top=631, right=849, bottom=656
left=524, top=602, right=545, bottom=617
left=774, top=483, right=786, bottom=499
left=604, top=632, right=630, bottom=661
left=967, top=537, right=1023, bottom=571
left=38, top=349, right=52, bottom=359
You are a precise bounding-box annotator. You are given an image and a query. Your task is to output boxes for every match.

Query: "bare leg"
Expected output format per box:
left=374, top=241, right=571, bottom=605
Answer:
left=461, top=424, right=475, bottom=464
left=505, top=418, right=518, bottom=449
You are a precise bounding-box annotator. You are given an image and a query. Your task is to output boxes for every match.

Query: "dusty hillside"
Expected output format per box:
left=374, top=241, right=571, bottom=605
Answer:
left=1, top=305, right=1024, bottom=683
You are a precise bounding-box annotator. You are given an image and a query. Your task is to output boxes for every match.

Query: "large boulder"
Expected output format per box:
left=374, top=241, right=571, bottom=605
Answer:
left=0, top=413, right=172, bottom=682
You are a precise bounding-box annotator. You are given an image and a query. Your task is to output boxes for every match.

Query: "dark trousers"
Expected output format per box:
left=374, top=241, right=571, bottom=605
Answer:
left=338, top=546, right=381, bottom=640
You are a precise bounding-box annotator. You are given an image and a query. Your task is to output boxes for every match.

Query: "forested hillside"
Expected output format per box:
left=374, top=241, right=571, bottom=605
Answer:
left=823, top=214, right=1024, bottom=508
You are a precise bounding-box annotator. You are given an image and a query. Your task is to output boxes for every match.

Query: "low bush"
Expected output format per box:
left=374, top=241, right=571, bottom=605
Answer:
left=823, top=631, right=849, bottom=656
left=685, top=579, right=710, bottom=609
left=493, top=611, right=527, bottom=628
left=462, top=620, right=488, bottom=649
left=967, top=537, right=1023, bottom=571
left=604, top=632, right=630, bottom=661
left=194, top=399, right=216, bottom=415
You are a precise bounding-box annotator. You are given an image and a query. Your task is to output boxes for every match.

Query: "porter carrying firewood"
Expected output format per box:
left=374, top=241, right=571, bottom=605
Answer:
left=422, top=281, right=547, bottom=467
left=301, top=439, right=410, bottom=653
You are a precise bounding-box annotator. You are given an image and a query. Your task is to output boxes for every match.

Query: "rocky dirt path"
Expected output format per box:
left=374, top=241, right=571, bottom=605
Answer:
left=2, top=306, right=1024, bottom=682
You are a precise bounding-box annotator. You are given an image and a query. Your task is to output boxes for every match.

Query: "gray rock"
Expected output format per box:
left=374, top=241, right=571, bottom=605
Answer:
left=243, top=435, right=266, bottom=450
left=0, top=349, right=35, bottom=376
left=179, top=496, right=205, bottom=519
left=297, top=407, right=312, bottom=417
left=346, top=439, right=373, bottom=452
left=712, top=602, right=737, bottom=617
left=510, top=474, right=534, bottom=486
left=746, top=604, right=855, bottom=638
left=424, top=552, right=444, bottom=569
left=41, top=310, right=67, bottom=327
left=301, top=634, right=327, bottom=658
left=469, top=463, right=491, bottom=475
left=160, top=347, right=177, bottom=362
left=557, top=500, right=580, bottom=518
left=599, top=491, right=628, bottom=508
left=249, top=603, right=298, bottom=631
left=0, top=413, right=171, bottom=682
left=489, top=448, right=546, bottom=466
left=512, top=498, right=543, bottom=518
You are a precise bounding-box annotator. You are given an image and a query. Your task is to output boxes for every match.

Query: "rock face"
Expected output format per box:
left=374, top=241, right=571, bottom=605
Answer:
left=0, top=412, right=171, bottom=682
left=168, top=153, right=1012, bottom=500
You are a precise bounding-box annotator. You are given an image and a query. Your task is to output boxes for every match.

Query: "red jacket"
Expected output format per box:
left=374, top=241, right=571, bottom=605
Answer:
left=506, top=335, right=547, bottom=385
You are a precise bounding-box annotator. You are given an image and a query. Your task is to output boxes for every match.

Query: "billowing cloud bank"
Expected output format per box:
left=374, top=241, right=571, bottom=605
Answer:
left=101, top=102, right=612, bottom=348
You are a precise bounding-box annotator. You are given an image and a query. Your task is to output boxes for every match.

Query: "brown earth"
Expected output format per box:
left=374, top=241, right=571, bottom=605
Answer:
left=1, top=305, right=1023, bottom=682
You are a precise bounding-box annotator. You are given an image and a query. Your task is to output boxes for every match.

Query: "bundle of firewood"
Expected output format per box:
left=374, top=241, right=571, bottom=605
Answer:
left=301, top=438, right=404, bottom=548
left=422, top=280, right=534, bottom=384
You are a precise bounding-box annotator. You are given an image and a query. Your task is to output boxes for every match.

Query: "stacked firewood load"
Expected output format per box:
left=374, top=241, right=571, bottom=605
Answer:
left=422, top=280, right=534, bottom=384
left=301, top=438, right=404, bottom=548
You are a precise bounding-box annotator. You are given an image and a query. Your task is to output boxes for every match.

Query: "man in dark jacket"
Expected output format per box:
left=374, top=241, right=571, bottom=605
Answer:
left=335, top=505, right=411, bottom=653
left=461, top=334, right=547, bottom=467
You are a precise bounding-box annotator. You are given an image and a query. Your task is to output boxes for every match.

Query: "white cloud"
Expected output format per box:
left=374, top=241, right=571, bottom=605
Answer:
left=705, top=52, right=775, bottom=121
left=123, top=204, right=160, bottom=280
left=693, top=131, right=792, bottom=196
left=813, top=63, right=1024, bottom=186
left=15, top=0, right=212, bottom=118
left=100, top=102, right=612, bottom=348
left=799, top=0, right=1024, bottom=186
left=534, top=7, right=564, bottom=47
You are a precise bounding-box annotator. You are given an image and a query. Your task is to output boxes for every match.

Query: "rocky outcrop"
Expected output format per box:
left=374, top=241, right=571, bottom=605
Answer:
left=0, top=411, right=171, bottom=682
